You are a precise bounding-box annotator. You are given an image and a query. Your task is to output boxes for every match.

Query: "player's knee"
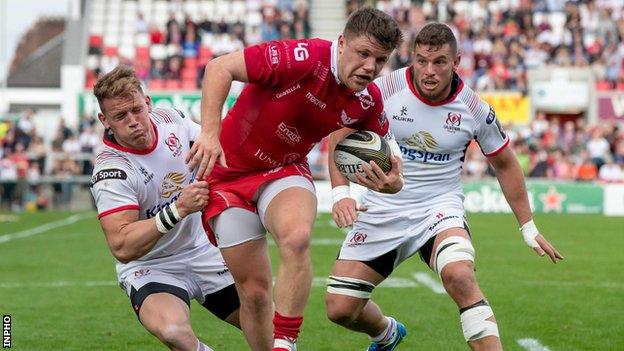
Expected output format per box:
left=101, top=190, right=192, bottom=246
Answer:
left=441, top=263, right=476, bottom=296
left=237, top=283, right=272, bottom=309
left=459, top=299, right=499, bottom=342
left=325, top=293, right=360, bottom=326
left=154, top=322, right=194, bottom=347
left=278, top=229, right=311, bottom=257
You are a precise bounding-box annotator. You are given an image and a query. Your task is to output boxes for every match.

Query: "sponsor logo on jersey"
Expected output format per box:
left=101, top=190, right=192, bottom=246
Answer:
left=486, top=106, right=496, bottom=124
left=306, top=92, right=327, bottom=109
left=428, top=214, right=460, bottom=231
left=392, top=106, right=412, bottom=122
left=161, top=172, right=186, bottom=198
left=254, top=149, right=282, bottom=168
left=266, top=44, right=280, bottom=69
left=276, top=122, right=302, bottom=146
left=347, top=232, right=368, bottom=247
left=400, top=146, right=451, bottom=163
left=340, top=110, right=357, bottom=125
left=444, top=112, right=461, bottom=133
left=283, top=152, right=300, bottom=164
left=356, top=92, right=375, bottom=110
left=139, top=166, right=154, bottom=184
left=165, top=132, right=183, bottom=157
left=276, top=83, right=301, bottom=99
left=392, top=115, right=414, bottom=122
left=91, top=168, right=127, bottom=186
left=145, top=192, right=180, bottom=218
left=402, top=131, right=438, bottom=151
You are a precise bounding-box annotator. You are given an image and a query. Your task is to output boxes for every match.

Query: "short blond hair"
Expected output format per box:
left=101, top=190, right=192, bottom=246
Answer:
left=93, top=65, right=144, bottom=112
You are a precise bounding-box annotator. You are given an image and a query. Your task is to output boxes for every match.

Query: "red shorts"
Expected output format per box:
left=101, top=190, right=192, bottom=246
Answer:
left=202, top=162, right=312, bottom=244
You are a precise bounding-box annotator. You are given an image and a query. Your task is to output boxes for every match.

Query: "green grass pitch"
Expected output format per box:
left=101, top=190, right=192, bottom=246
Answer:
left=1, top=211, right=622, bottom=350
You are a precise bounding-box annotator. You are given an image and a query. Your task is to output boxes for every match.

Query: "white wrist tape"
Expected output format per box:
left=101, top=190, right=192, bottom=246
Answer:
left=520, top=219, right=539, bottom=249
left=332, top=185, right=351, bottom=204
left=155, top=203, right=182, bottom=234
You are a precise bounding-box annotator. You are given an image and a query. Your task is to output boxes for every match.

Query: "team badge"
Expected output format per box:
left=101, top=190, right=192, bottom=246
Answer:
left=444, top=112, right=461, bottom=133
left=165, top=132, right=183, bottom=157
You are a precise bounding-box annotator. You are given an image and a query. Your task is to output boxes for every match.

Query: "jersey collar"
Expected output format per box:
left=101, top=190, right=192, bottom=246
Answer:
left=103, top=119, right=159, bottom=155
left=406, top=67, right=464, bottom=106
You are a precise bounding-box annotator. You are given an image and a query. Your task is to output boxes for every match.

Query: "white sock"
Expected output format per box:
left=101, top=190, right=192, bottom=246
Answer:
left=197, top=340, right=214, bottom=351
left=371, top=317, right=396, bottom=343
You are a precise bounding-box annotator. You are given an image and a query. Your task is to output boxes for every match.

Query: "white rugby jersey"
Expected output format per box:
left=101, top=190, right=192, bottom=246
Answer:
left=362, top=67, right=509, bottom=212
left=90, top=108, right=207, bottom=276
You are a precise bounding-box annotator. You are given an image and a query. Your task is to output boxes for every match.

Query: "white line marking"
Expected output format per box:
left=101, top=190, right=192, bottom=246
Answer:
left=412, top=272, right=446, bottom=294
left=0, top=213, right=92, bottom=244
left=517, top=338, right=552, bottom=351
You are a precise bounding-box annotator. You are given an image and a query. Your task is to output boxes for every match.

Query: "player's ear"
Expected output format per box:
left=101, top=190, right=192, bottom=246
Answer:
left=97, top=112, right=109, bottom=128
left=145, top=95, right=152, bottom=112
left=338, top=34, right=346, bottom=54
left=454, top=54, right=461, bottom=71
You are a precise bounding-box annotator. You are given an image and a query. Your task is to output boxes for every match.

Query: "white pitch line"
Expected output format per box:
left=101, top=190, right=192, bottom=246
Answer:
left=0, top=213, right=92, bottom=244
left=412, top=272, right=446, bottom=294
left=517, top=338, right=552, bottom=351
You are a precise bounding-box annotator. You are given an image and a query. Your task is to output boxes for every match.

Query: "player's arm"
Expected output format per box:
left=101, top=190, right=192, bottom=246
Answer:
left=99, top=181, right=210, bottom=263
left=488, top=147, right=563, bottom=263
left=186, top=50, right=248, bottom=179
left=328, top=128, right=363, bottom=228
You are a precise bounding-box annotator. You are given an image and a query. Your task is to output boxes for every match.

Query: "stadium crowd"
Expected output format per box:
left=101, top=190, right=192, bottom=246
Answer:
left=2, top=0, right=624, bottom=211
left=358, top=0, right=624, bottom=91
left=85, top=0, right=311, bottom=89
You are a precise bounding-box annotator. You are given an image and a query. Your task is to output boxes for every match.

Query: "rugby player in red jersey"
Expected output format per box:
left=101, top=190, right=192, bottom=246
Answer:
left=186, top=8, right=403, bottom=351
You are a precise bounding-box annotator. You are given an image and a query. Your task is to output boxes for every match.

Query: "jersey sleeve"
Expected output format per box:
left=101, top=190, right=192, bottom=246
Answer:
left=173, top=108, right=201, bottom=142
left=351, top=83, right=390, bottom=137
left=244, top=39, right=316, bottom=88
left=90, top=158, right=140, bottom=219
left=475, top=104, right=510, bottom=157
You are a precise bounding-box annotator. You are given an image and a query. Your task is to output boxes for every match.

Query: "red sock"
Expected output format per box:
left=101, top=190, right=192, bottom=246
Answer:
left=273, top=311, right=303, bottom=341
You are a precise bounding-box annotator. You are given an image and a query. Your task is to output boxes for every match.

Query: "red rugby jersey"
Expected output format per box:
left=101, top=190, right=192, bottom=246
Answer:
left=214, top=38, right=388, bottom=178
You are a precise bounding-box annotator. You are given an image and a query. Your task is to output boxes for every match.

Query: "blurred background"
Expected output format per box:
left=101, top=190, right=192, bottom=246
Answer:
left=0, top=0, right=623, bottom=216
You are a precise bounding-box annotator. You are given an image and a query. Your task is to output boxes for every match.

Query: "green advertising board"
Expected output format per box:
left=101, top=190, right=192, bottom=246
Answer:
left=463, top=180, right=603, bottom=214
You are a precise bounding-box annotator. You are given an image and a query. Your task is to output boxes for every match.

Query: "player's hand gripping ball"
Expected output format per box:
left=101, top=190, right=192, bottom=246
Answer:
left=334, top=130, right=392, bottom=182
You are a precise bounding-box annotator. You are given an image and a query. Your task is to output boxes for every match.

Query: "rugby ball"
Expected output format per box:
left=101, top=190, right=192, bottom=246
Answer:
left=334, top=131, right=392, bottom=182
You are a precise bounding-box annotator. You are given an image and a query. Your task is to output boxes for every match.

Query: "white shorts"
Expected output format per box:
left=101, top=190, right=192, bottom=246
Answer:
left=338, top=202, right=468, bottom=271
left=119, top=242, right=235, bottom=306
left=211, top=175, right=316, bottom=248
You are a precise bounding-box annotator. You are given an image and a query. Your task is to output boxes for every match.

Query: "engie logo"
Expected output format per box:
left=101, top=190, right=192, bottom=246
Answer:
left=91, top=168, right=127, bottom=186
left=165, top=133, right=183, bottom=157
left=444, top=112, right=461, bottom=133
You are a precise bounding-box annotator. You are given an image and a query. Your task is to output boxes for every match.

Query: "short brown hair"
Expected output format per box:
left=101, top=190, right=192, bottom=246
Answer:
left=93, top=65, right=144, bottom=112
left=414, top=23, right=458, bottom=56
left=343, top=7, right=402, bottom=51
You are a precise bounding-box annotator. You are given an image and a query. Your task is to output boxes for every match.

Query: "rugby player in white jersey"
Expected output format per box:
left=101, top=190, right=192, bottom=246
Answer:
left=90, top=66, right=241, bottom=351
left=325, top=23, right=563, bottom=351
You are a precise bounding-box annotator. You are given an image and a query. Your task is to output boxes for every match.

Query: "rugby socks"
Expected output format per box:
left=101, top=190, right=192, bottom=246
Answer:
left=272, top=312, right=303, bottom=350
left=371, top=316, right=396, bottom=343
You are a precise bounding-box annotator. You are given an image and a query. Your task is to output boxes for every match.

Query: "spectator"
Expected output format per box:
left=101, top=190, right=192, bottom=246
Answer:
left=598, top=157, right=623, bottom=182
